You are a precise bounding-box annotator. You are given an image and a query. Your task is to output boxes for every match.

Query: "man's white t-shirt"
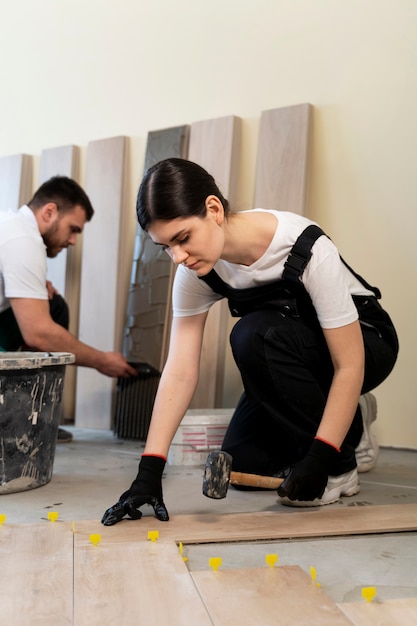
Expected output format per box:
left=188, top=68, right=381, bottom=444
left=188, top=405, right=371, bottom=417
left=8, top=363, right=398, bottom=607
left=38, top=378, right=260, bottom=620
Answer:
left=0, top=205, right=48, bottom=314
left=172, top=210, right=373, bottom=329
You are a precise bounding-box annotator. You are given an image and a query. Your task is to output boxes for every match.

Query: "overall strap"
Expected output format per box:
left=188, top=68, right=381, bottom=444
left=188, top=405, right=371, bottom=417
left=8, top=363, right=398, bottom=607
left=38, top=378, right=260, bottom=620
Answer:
left=201, top=224, right=325, bottom=296
left=283, top=224, right=382, bottom=298
left=282, top=224, right=325, bottom=282
left=200, top=223, right=381, bottom=303
left=340, top=257, right=381, bottom=299
left=200, top=267, right=233, bottom=298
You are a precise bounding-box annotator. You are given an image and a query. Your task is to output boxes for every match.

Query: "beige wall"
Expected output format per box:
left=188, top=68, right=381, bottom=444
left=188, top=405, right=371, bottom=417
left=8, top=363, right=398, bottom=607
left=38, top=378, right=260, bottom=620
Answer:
left=0, top=0, right=415, bottom=448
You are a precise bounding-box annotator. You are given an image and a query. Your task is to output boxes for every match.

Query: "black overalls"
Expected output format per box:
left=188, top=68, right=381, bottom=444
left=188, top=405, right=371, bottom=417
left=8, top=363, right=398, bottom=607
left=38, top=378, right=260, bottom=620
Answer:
left=200, top=226, right=399, bottom=477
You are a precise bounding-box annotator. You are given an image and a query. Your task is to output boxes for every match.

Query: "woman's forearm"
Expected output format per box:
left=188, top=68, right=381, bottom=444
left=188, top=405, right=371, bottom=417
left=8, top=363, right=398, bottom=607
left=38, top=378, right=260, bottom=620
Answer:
left=315, top=367, right=363, bottom=449
left=144, top=363, right=200, bottom=457
left=316, top=321, right=365, bottom=449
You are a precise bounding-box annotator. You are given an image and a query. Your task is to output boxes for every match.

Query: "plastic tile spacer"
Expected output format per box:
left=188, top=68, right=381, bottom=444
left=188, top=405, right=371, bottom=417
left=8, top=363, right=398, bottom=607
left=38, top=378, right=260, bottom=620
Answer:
left=310, top=565, right=321, bottom=588
left=209, top=557, right=222, bottom=571
left=148, top=530, right=159, bottom=542
left=89, top=534, right=101, bottom=546
left=47, top=511, right=59, bottom=523
left=179, top=542, right=188, bottom=562
left=265, top=554, right=278, bottom=568
left=0, top=514, right=6, bottom=525
left=362, top=586, right=377, bottom=602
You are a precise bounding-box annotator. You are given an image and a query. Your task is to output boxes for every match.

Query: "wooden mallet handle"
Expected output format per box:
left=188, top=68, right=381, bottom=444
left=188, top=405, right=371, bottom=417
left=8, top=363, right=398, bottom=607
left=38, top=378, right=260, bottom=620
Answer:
left=230, top=471, right=284, bottom=489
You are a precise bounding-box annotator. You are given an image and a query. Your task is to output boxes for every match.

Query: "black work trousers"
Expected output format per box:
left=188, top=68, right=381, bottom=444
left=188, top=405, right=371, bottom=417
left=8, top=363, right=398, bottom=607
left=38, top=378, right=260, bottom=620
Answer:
left=222, top=299, right=398, bottom=477
left=0, top=294, right=69, bottom=351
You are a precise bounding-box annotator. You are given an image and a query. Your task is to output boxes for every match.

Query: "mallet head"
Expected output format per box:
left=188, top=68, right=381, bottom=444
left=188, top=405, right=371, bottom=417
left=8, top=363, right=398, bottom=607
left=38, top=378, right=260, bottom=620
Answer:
left=202, top=450, right=233, bottom=499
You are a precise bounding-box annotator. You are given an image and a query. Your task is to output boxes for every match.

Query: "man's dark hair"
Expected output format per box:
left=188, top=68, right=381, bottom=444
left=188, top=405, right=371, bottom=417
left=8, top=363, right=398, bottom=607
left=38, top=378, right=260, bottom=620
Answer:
left=28, top=176, right=94, bottom=221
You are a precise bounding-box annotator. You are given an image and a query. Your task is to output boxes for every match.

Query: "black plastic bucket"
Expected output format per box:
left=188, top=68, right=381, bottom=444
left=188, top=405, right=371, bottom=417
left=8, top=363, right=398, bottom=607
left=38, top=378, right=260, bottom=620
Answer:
left=0, top=352, right=75, bottom=494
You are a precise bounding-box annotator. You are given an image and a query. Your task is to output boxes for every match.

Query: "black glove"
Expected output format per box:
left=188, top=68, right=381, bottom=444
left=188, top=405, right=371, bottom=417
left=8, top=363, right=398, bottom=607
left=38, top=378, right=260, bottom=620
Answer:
left=101, top=455, right=169, bottom=525
left=277, top=438, right=340, bottom=502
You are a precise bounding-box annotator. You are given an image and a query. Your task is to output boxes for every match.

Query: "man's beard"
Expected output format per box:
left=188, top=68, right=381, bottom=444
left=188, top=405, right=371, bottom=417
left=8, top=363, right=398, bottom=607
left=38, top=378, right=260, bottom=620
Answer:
left=42, top=222, right=62, bottom=258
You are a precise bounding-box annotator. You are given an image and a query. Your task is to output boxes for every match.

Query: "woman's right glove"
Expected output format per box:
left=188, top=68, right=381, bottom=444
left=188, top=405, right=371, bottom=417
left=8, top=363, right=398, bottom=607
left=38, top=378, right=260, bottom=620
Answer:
left=101, top=454, right=169, bottom=526
left=276, top=438, right=340, bottom=502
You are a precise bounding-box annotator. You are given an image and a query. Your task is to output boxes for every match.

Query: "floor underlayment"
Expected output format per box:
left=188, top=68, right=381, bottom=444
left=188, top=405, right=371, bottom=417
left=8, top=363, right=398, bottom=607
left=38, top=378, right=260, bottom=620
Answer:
left=0, top=427, right=416, bottom=624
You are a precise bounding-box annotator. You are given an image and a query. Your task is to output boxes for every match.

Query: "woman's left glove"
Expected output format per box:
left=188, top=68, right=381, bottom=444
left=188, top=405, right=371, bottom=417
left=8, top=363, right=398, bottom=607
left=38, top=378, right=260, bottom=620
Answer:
left=277, top=438, right=340, bottom=502
left=101, top=455, right=169, bottom=525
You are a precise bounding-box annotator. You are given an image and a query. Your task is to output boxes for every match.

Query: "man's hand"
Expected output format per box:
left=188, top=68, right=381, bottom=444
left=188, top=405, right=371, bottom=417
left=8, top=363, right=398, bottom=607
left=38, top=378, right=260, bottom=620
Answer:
left=46, top=280, right=59, bottom=299
left=97, top=352, right=138, bottom=378
left=101, top=455, right=169, bottom=526
left=277, top=438, right=340, bottom=502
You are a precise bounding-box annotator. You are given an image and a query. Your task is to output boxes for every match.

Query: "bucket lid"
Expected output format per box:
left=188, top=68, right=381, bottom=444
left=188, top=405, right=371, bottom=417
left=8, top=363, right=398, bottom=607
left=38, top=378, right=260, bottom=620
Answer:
left=0, top=352, right=75, bottom=370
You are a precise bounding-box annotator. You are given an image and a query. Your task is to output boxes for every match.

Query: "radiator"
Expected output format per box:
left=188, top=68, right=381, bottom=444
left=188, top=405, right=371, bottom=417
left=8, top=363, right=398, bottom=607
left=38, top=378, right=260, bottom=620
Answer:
left=113, top=362, right=161, bottom=440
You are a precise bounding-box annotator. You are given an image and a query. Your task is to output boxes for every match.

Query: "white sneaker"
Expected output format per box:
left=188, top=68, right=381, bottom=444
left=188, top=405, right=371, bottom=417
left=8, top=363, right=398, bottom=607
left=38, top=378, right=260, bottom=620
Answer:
left=279, top=468, right=360, bottom=507
left=356, top=392, right=379, bottom=473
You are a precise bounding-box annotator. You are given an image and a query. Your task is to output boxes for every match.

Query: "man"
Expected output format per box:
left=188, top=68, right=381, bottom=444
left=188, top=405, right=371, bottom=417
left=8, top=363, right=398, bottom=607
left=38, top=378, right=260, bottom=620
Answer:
left=0, top=176, right=136, bottom=441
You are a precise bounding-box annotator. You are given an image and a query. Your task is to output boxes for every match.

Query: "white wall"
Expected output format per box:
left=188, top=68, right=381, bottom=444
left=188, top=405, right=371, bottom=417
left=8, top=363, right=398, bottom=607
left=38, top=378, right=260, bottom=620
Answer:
left=0, top=0, right=415, bottom=448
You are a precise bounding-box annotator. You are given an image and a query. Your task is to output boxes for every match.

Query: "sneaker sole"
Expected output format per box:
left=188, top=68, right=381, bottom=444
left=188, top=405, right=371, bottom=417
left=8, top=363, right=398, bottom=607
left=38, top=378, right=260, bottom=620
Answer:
left=280, top=470, right=360, bottom=508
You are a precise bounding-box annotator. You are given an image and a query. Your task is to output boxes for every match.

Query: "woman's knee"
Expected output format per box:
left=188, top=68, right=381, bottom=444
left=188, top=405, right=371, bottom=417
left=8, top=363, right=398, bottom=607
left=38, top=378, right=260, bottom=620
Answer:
left=230, top=310, right=289, bottom=366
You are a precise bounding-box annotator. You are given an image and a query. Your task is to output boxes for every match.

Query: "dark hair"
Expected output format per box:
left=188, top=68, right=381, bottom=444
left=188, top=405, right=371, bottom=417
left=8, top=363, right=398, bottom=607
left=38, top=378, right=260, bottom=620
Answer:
left=28, top=176, right=94, bottom=221
left=136, top=158, right=229, bottom=231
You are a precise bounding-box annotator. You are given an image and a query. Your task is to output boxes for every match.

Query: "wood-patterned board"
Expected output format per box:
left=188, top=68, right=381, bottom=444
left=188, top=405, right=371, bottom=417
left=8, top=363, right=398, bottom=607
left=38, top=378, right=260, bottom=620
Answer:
left=1, top=505, right=417, bottom=626
left=40, top=145, right=80, bottom=297
left=0, top=522, right=73, bottom=625
left=338, top=597, right=417, bottom=626
left=39, top=144, right=80, bottom=421
left=187, top=114, right=241, bottom=408
left=75, top=136, right=129, bottom=429
left=74, top=503, right=417, bottom=545
left=0, top=153, right=32, bottom=212
left=192, top=565, right=352, bottom=625
left=254, top=103, right=312, bottom=215
left=124, top=125, right=189, bottom=371
left=73, top=540, right=212, bottom=625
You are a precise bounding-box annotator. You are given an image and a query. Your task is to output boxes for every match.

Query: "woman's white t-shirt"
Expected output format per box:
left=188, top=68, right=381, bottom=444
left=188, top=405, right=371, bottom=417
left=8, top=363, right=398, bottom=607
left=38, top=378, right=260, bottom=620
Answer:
left=172, top=210, right=373, bottom=329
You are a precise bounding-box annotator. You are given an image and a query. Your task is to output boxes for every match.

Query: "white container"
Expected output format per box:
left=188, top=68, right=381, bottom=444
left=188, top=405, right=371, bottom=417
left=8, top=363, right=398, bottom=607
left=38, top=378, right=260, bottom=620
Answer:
left=168, top=408, right=234, bottom=466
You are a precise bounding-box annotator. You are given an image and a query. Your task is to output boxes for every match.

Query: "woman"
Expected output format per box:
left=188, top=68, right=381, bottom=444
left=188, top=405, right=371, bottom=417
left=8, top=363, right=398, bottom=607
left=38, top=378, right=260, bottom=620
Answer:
left=102, top=158, right=398, bottom=525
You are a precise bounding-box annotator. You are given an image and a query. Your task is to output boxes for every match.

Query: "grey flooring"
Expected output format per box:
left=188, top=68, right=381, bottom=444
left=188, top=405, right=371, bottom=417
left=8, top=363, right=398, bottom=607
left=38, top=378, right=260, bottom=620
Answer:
left=0, top=428, right=416, bottom=605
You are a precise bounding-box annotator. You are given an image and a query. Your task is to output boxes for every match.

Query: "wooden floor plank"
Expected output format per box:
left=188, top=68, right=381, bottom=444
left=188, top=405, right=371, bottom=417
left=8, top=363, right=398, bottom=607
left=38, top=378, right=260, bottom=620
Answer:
left=39, top=144, right=80, bottom=421
left=0, top=153, right=32, bottom=212
left=40, top=144, right=80, bottom=299
left=74, top=503, right=417, bottom=546
left=254, top=103, right=312, bottom=215
left=192, top=565, right=351, bottom=625
left=124, top=125, right=189, bottom=371
left=0, top=523, right=73, bottom=625
left=187, top=114, right=241, bottom=409
left=73, top=539, right=211, bottom=626
left=2, top=515, right=416, bottom=626
left=75, top=136, right=129, bottom=429
left=338, top=597, right=417, bottom=625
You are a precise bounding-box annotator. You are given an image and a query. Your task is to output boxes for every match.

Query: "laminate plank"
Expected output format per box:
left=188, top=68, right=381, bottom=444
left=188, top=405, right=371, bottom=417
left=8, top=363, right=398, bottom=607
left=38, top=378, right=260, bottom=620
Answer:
left=124, top=125, right=189, bottom=371
left=74, top=503, right=417, bottom=546
left=39, top=144, right=80, bottom=421
left=254, top=103, right=312, bottom=215
left=0, top=523, right=73, bottom=625
left=192, top=565, right=352, bottom=625
left=73, top=539, right=211, bottom=625
left=338, top=597, right=417, bottom=625
left=187, top=115, right=241, bottom=408
left=40, top=145, right=80, bottom=297
left=75, top=136, right=128, bottom=428
left=0, top=153, right=32, bottom=211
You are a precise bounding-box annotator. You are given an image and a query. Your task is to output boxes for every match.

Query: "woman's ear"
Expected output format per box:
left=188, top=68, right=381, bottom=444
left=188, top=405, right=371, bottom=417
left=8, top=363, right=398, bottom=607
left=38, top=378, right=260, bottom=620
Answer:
left=205, top=195, right=224, bottom=224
